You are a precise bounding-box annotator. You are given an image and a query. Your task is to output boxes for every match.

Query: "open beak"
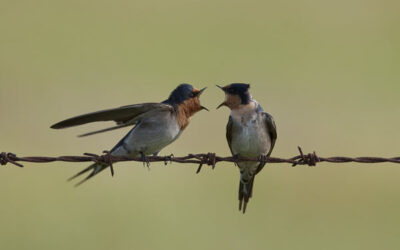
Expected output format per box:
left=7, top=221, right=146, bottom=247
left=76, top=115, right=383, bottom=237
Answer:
left=194, top=87, right=207, bottom=97
left=201, top=106, right=209, bottom=111
left=216, top=84, right=225, bottom=91
left=216, top=85, right=227, bottom=109
left=198, top=87, right=207, bottom=96
left=216, top=102, right=227, bottom=109
left=194, top=87, right=208, bottom=111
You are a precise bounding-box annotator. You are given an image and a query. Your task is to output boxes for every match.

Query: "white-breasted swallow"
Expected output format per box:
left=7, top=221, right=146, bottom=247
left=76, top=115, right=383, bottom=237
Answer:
left=51, top=84, right=207, bottom=185
left=217, top=83, right=277, bottom=213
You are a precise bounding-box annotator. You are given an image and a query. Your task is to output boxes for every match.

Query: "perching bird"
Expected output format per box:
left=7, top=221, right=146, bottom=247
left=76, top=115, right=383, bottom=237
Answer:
left=51, top=84, right=208, bottom=185
left=217, top=83, right=277, bottom=213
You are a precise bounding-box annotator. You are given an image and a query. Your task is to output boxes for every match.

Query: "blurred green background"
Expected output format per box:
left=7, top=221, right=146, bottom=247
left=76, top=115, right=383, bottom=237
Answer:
left=1, top=0, right=400, bottom=249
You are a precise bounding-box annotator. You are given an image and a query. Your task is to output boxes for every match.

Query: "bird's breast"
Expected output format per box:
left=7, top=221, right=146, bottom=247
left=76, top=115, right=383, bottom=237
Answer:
left=230, top=113, right=271, bottom=157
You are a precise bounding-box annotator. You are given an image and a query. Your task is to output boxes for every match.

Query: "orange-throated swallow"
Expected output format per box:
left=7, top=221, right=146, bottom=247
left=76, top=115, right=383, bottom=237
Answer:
left=217, top=83, right=277, bottom=213
left=51, top=84, right=208, bottom=185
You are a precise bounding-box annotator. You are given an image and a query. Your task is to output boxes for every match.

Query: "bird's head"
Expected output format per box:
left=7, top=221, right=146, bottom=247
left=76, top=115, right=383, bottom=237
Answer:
left=164, top=83, right=208, bottom=114
left=216, top=83, right=251, bottom=110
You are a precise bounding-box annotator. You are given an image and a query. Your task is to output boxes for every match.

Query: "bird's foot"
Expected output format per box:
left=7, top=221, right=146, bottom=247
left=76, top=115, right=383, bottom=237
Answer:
left=258, top=154, right=269, bottom=165
left=164, top=154, right=174, bottom=166
left=232, top=154, right=240, bottom=166
left=140, top=152, right=150, bottom=168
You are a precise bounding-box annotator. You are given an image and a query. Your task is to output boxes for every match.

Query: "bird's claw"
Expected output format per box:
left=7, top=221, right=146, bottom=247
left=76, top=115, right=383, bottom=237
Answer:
left=140, top=152, right=150, bottom=168
left=164, top=154, right=174, bottom=166
left=258, top=155, right=269, bottom=165
left=233, top=154, right=240, bottom=166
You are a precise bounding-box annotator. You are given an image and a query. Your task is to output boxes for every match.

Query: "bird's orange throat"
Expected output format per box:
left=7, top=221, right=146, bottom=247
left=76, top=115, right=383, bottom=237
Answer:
left=176, top=98, right=203, bottom=129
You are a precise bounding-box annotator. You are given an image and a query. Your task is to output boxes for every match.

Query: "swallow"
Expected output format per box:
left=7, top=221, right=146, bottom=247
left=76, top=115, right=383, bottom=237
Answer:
left=217, top=83, right=277, bottom=213
left=51, top=83, right=208, bottom=185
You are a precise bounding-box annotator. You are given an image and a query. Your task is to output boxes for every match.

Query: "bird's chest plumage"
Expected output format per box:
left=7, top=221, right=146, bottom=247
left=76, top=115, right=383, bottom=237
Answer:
left=230, top=111, right=270, bottom=158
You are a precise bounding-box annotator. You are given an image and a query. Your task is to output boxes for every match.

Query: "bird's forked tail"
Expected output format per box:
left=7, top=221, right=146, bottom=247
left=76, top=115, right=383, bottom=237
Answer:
left=68, top=162, right=109, bottom=186
left=238, top=176, right=255, bottom=214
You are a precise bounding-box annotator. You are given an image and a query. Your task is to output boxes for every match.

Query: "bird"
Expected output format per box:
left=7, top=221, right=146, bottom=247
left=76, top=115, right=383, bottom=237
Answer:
left=51, top=83, right=208, bottom=185
left=217, top=83, right=277, bottom=213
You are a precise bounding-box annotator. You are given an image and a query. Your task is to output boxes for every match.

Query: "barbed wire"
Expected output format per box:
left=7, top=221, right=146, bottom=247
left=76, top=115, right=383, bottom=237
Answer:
left=1, top=147, right=400, bottom=174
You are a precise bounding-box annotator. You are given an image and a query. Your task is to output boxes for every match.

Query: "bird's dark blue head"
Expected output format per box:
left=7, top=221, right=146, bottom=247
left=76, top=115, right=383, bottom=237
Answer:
left=216, top=83, right=251, bottom=109
left=163, top=83, right=208, bottom=110
left=164, top=84, right=194, bottom=105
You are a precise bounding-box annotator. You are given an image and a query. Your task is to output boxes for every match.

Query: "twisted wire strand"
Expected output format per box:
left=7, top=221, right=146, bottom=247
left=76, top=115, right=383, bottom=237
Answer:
left=2, top=147, right=400, bottom=174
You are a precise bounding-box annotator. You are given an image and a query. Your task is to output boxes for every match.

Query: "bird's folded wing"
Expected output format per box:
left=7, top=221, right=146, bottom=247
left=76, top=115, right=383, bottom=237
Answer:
left=51, top=103, right=173, bottom=129
left=226, top=116, right=234, bottom=155
left=262, top=112, right=277, bottom=154
left=255, top=112, right=277, bottom=174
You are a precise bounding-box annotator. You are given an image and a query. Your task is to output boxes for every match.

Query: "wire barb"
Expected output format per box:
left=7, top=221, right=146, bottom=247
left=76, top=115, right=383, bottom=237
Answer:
left=206, top=153, right=217, bottom=169
left=195, top=153, right=216, bottom=174
left=0, top=152, right=24, bottom=168
left=292, top=147, right=320, bottom=167
left=102, top=151, right=114, bottom=176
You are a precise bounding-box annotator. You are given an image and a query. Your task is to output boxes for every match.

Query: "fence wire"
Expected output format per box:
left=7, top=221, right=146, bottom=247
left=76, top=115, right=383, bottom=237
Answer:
left=2, top=147, right=400, bottom=175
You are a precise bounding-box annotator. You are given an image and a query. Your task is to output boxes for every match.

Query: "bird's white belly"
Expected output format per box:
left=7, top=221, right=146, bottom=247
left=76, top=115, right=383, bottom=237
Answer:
left=232, top=129, right=267, bottom=157
left=231, top=117, right=271, bottom=158
left=230, top=113, right=271, bottom=179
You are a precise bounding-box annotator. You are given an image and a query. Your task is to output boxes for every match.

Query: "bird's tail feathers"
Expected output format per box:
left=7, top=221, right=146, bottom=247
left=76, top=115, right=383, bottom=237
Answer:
left=68, top=163, right=109, bottom=187
left=238, top=176, right=255, bottom=214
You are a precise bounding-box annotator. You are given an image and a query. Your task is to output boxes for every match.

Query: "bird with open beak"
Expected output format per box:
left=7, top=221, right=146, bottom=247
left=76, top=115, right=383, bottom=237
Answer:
left=217, top=83, right=277, bottom=213
left=51, top=83, right=208, bottom=185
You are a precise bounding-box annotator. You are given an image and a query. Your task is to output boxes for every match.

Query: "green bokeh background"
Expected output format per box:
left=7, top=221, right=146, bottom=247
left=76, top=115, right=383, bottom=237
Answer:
left=1, top=1, right=400, bottom=249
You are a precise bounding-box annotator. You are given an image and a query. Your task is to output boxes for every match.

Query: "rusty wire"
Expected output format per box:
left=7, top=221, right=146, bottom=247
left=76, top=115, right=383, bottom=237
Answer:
left=1, top=147, right=400, bottom=174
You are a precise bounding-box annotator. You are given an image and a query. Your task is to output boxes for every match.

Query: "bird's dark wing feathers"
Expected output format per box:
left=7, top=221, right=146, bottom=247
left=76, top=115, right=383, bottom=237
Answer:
left=263, top=112, right=277, bottom=156
left=255, top=103, right=277, bottom=156
left=226, top=116, right=234, bottom=155
left=51, top=102, right=174, bottom=135
left=255, top=112, right=277, bottom=174
left=77, top=123, right=133, bottom=137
